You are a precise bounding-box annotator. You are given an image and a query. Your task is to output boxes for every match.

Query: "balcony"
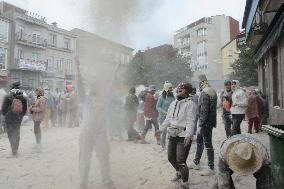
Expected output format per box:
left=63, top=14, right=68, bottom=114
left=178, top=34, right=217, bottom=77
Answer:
left=46, top=44, right=73, bottom=53
left=16, top=32, right=47, bottom=49
left=65, top=72, right=75, bottom=80
left=15, top=12, right=47, bottom=27
left=15, top=58, right=46, bottom=72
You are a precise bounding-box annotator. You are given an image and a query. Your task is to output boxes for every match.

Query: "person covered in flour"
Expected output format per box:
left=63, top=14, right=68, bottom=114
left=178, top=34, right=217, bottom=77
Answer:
left=211, top=134, right=274, bottom=189
left=160, top=82, right=197, bottom=189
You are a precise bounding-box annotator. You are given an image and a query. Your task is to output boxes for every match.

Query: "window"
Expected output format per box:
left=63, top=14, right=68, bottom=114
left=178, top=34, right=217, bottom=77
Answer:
left=18, top=26, right=25, bottom=40
left=0, top=47, right=7, bottom=70
left=32, top=31, right=41, bottom=44
left=47, top=56, right=54, bottom=72
left=197, top=28, right=207, bottom=37
left=60, top=58, right=64, bottom=71
left=32, top=52, right=40, bottom=61
left=0, top=20, right=9, bottom=42
left=272, top=47, right=280, bottom=106
left=48, top=33, right=57, bottom=47
left=197, top=40, right=208, bottom=73
left=17, top=48, right=24, bottom=59
left=65, top=59, right=72, bottom=73
left=63, top=38, right=71, bottom=49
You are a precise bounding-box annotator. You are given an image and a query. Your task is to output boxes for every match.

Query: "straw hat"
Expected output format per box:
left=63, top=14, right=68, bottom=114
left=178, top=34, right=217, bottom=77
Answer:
left=226, top=141, right=263, bottom=176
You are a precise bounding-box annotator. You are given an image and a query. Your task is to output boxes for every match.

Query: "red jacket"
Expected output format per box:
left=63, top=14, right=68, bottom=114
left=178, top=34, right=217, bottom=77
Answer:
left=144, top=93, right=159, bottom=119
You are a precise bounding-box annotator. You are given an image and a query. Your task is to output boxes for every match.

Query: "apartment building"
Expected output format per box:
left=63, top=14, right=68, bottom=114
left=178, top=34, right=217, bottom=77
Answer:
left=0, top=2, right=76, bottom=90
left=221, top=38, right=240, bottom=80
left=174, top=15, right=239, bottom=89
left=0, top=15, right=9, bottom=87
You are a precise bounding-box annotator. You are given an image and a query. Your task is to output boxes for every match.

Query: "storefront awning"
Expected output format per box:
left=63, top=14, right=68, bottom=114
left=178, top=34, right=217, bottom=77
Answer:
left=254, top=12, right=284, bottom=63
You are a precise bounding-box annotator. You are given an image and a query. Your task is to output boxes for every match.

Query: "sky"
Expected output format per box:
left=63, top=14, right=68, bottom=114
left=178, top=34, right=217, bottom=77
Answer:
left=6, top=0, right=246, bottom=50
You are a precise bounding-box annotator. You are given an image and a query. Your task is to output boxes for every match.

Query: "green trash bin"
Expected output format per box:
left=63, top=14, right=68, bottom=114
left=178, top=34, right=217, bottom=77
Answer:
left=262, top=125, right=284, bottom=189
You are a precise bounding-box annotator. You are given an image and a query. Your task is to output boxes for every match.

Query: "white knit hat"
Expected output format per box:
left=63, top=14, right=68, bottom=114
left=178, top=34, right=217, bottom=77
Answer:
left=163, top=82, right=173, bottom=92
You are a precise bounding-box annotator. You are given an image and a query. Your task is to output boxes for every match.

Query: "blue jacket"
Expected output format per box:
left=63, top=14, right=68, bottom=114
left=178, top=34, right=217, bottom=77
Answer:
left=156, top=95, right=175, bottom=115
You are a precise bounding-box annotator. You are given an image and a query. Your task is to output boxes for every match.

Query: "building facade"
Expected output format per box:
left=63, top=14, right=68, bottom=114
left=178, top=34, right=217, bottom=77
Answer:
left=0, top=2, right=76, bottom=91
left=0, top=15, right=9, bottom=87
left=221, top=38, right=240, bottom=80
left=242, top=0, right=284, bottom=124
left=71, top=28, right=133, bottom=86
left=174, top=15, right=239, bottom=89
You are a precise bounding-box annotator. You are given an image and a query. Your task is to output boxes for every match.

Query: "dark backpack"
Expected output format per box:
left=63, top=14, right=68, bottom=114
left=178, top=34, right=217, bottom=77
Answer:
left=11, top=98, right=23, bottom=113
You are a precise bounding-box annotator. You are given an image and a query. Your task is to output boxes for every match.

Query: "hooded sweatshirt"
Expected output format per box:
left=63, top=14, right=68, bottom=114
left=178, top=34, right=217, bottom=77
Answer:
left=231, top=80, right=248, bottom=115
left=161, top=96, right=197, bottom=138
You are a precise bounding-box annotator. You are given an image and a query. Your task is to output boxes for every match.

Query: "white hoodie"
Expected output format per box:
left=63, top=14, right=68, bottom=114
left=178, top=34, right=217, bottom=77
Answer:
left=231, top=80, right=248, bottom=114
left=161, top=97, right=197, bottom=138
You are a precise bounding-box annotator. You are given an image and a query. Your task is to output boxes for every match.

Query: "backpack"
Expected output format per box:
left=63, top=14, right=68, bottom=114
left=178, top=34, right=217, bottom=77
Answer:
left=11, top=98, right=23, bottom=113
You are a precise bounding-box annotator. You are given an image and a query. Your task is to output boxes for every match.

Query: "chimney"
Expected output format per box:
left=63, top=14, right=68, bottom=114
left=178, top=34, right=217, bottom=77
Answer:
left=51, top=22, right=57, bottom=27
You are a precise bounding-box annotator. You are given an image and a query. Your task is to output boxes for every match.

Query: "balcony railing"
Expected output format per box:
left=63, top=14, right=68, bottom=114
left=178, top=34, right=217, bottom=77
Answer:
left=16, top=12, right=47, bottom=27
left=16, top=32, right=47, bottom=49
left=15, top=58, right=46, bottom=72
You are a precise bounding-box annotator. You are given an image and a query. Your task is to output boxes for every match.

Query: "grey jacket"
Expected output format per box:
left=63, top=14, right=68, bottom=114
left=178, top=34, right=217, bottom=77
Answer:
left=198, top=86, right=217, bottom=128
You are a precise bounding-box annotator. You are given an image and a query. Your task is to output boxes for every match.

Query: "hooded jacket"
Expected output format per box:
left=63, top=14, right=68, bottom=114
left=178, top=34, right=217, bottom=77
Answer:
left=1, top=90, right=27, bottom=125
left=231, top=80, right=248, bottom=115
left=198, top=85, right=217, bottom=128
left=31, top=96, right=47, bottom=122
left=161, top=97, right=197, bottom=138
left=144, top=92, right=159, bottom=119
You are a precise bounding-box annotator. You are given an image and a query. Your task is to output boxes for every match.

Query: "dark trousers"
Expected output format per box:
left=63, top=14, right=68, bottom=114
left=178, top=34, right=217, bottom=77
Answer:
left=214, top=157, right=274, bottom=189
left=194, top=127, right=214, bottom=169
left=222, top=114, right=232, bottom=138
left=6, top=124, right=20, bottom=154
left=248, top=117, right=260, bottom=133
left=168, top=136, right=191, bottom=182
left=34, top=121, right=41, bottom=144
left=231, top=114, right=245, bottom=136
left=143, top=118, right=159, bottom=136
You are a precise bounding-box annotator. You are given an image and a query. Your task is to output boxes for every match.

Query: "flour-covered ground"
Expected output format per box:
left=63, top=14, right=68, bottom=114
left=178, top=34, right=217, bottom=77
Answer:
left=0, top=114, right=269, bottom=189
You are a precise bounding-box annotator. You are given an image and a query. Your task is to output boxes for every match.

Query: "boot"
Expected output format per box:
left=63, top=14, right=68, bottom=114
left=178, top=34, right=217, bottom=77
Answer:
left=171, top=172, right=181, bottom=182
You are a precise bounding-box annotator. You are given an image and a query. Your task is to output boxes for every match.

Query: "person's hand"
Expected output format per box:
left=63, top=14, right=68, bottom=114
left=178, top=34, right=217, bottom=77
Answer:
left=184, top=137, right=192, bottom=147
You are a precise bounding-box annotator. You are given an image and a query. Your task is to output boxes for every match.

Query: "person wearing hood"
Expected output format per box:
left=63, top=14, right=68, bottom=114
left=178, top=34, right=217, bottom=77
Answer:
left=156, top=82, right=175, bottom=149
left=189, top=74, right=217, bottom=176
left=1, top=81, right=27, bottom=156
left=125, top=87, right=140, bottom=141
left=231, top=80, right=247, bottom=136
left=141, top=85, right=160, bottom=144
left=30, top=88, right=47, bottom=144
left=160, top=82, right=196, bottom=189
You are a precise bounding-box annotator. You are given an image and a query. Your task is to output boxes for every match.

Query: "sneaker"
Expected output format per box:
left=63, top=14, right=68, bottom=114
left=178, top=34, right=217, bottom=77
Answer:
left=200, top=168, right=215, bottom=176
left=188, top=162, right=200, bottom=170
left=171, top=172, right=181, bottom=182
left=180, top=182, right=189, bottom=189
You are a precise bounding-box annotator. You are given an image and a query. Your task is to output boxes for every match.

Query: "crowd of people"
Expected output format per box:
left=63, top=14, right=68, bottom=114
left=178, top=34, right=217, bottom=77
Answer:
left=0, top=75, right=273, bottom=189
left=0, top=81, right=79, bottom=156
left=123, top=74, right=272, bottom=189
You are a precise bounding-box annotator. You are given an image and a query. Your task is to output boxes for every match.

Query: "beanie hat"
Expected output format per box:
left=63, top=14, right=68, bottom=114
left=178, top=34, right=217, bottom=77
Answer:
left=163, top=82, right=173, bottom=92
left=198, top=74, right=210, bottom=90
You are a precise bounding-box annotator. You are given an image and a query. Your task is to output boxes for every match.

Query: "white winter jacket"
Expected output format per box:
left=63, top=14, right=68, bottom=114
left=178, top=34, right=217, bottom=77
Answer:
left=161, top=97, right=197, bottom=138
left=231, top=80, right=248, bottom=114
